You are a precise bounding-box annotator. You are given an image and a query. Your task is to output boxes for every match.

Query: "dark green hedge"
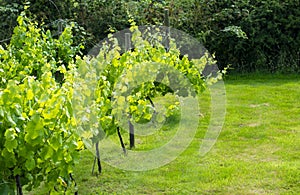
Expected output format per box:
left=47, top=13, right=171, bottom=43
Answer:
left=1, top=0, right=299, bottom=73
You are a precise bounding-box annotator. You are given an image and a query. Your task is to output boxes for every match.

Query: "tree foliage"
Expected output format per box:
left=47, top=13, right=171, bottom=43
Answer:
left=1, top=0, right=299, bottom=72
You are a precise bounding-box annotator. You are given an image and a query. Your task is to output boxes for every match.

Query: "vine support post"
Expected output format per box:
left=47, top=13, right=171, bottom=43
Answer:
left=128, top=115, right=135, bottom=149
left=16, top=175, right=23, bottom=195
left=125, top=32, right=135, bottom=149
left=117, top=127, right=127, bottom=154
left=95, top=142, right=102, bottom=174
left=164, top=9, right=170, bottom=51
left=125, top=32, right=131, bottom=51
left=58, top=19, right=63, bottom=35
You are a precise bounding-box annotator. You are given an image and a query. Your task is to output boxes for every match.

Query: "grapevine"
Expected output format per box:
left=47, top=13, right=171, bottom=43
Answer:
left=0, top=12, right=81, bottom=194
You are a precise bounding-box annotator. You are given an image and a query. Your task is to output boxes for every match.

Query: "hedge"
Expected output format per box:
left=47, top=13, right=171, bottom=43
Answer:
left=0, top=0, right=299, bottom=73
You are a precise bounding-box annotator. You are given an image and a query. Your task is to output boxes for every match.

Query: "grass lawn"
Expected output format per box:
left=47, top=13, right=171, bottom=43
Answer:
left=27, top=74, right=300, bottom=194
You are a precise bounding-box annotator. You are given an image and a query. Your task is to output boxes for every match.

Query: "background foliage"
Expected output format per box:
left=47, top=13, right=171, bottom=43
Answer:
left=0, top=0, right=299, bottom=71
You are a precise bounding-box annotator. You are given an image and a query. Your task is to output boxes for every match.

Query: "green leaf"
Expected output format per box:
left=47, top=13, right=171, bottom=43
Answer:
left=25, top=114, right=44, bottom=142
left=19, top=146, right=29, bottom=158
left=45, top=146, right=54, bottom=160
left=4, top=128, right=18, bottom=152
left=50, top=134, right=62, bottom=151
left=4, top=139, right=18, bottom=153
left=64, top=153, right=72, bottom=163
left=6, top=114, right=17, bottom=127
left=42, top=103, right=61, bottom=120
left=27, top=89, right=34, bottom=100
left=1, top=148, right=16, bottom=167
left=25, top=158, right=35, bottom=171
left=0, top=107, right=4, bottom=118
left=4, top=128, right=16, bottom=140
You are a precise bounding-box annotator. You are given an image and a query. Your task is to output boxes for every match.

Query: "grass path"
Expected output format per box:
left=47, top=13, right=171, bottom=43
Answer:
left=28, top=75, right=300, bottom=194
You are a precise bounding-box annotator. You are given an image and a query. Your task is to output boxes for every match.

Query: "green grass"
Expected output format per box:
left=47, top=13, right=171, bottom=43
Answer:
left=27, top=74, right=300, bottom=194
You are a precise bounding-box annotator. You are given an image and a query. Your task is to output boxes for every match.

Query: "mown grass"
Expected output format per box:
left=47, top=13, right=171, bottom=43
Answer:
left=27, top=74, right=300, bottom=194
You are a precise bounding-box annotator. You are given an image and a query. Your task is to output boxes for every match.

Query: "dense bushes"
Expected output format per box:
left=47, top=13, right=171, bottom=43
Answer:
left=0, top=0, right=299, bottom=72
left=166, top=0, right=300, bottom=72
left=199, top=0, right=300, bottom=72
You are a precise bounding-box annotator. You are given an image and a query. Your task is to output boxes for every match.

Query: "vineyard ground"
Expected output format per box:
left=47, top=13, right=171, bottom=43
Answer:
left=26, top=74, right=300, bottom=194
